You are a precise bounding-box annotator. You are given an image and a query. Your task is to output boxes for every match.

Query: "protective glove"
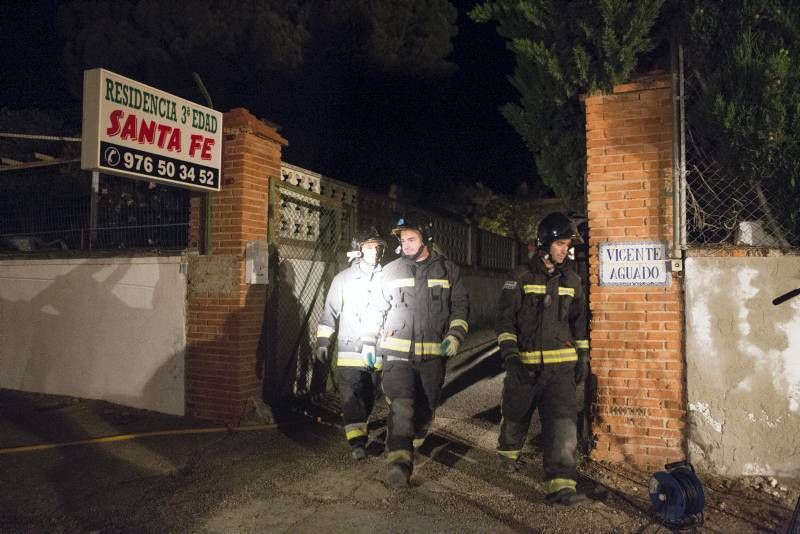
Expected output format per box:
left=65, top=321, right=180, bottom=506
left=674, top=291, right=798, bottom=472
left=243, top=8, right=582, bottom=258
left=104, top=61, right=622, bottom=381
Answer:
left=440, top=335, right=460, bottom=357
left=361, top=344, right=377, bottom=368
left=504, top=354, right=528, bottom=387
left=574, top=358, right=589, bottom=384
left=315, top=346, right=329, bottom=365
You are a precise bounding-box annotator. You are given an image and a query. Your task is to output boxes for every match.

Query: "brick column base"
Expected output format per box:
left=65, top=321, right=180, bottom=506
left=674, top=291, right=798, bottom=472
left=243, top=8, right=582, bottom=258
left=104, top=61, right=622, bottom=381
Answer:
left=185, top=108, right=287, bottom=422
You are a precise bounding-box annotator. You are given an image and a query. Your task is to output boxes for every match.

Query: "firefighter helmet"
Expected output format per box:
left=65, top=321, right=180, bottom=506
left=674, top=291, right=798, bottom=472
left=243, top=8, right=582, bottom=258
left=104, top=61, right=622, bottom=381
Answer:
left=348, top=226, right=386, bottom=263
left=352, top=226, right=386, bottom=251
left=391, top=215, right=434, bottom=244
left=536, top=212, right=582, bottom=249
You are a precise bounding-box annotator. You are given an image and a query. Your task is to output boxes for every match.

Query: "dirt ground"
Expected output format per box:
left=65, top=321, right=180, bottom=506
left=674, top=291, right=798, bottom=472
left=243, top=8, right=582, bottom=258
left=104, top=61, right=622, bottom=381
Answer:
left=1, top=339, right=798, bottom=533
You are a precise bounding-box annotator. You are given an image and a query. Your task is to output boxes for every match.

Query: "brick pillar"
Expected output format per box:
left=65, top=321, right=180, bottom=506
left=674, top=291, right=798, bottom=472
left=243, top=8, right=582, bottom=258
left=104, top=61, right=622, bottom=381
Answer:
left=185, top=108, right=287, bottom=422
left=585, top=74, right=685, bottom=469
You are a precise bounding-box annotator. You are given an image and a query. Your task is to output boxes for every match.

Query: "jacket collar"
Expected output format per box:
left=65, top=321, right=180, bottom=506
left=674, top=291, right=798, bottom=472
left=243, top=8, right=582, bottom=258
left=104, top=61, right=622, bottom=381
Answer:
left=350, top=260, right=382, bottom=277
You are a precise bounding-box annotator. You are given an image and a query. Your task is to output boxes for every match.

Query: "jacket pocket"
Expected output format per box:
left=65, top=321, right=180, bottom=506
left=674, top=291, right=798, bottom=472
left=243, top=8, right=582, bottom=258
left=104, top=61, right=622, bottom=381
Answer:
left=558, top=295, right=574, bottom=321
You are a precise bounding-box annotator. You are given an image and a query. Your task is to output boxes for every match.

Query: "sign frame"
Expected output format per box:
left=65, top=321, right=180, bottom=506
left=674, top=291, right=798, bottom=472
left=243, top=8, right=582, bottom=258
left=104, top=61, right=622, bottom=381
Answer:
left=81, top=68, right=222, bottom=193
left=599, top=240, right=670, bottom=287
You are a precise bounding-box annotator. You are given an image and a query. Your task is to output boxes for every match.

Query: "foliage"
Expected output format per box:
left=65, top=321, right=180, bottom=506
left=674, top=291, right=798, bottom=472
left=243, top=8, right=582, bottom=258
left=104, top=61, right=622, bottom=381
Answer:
left=56, top=0, right=456, bottom=106
left=682, top=0, right=800, bottom=243
left=55, top=0, right=457, bottom=192
left=57, top=0, right=310, bottom=104
left=447, top=181, right=563, bottom=243
left=470, top=0, right=665, bottom=210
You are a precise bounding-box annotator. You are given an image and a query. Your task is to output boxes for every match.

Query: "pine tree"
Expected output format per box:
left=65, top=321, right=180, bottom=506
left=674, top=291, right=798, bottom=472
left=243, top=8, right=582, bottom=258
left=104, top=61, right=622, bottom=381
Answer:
left=470, top=0, right=664, bottom=210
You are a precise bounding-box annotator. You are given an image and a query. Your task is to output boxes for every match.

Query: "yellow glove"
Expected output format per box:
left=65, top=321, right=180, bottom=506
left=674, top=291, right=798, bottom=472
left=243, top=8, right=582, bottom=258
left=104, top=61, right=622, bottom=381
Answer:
left=440, top=335, right=460, bottom=357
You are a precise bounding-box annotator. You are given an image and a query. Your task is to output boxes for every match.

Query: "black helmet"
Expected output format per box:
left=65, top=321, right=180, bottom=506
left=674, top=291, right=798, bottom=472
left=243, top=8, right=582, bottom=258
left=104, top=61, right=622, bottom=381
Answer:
left=536, top=212, right=582, bottom=249
left=351, top=226, right=386, bottom=251
left=391, top=215, right=434, bottom=244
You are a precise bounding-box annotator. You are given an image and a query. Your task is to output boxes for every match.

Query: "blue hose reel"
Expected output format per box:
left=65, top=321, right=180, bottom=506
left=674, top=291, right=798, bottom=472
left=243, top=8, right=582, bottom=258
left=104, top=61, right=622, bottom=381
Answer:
left=649, top=461, right=706, bottom=528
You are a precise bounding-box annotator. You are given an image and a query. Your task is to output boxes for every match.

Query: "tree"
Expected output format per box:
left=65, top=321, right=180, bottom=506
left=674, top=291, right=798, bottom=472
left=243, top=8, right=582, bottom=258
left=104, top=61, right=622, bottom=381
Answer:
left=56, top=0, right=458, bottom=189
left=57, top=0, right=311, bottom=106
left=56, top=0, right=456, bottom=107
left=470, top=0, right=664, bottom=210
left=447, top=181, right=560, bottom=243
left=682, top=0, right=800, bottom=245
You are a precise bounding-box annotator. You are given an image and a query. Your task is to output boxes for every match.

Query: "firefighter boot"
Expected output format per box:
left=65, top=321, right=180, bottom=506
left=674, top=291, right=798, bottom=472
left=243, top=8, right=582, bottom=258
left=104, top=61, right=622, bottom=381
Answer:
left=386, top=450, right=412, bottom=489
left=496, top=451, right=522, bottom=474
left=351, top=445, right=367, bottom=461
left=545, top=488, right=589, bottom=506
left=387, top=462, right=411, bottom=489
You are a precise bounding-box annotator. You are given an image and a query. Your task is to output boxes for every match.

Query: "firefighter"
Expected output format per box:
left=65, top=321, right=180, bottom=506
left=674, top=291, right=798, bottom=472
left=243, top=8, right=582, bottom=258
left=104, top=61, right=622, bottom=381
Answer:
left=315, top=226, right=386, bottom=461
left=367, top=215, right=469, bottom=488
left=495, top=212, right=590, bottom=505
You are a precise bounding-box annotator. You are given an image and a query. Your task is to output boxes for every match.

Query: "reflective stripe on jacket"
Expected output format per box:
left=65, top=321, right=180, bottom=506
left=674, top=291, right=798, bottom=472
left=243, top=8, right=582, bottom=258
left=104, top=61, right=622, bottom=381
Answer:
left=370, top=252, right=469, bottom=361
left=495, top=257, right=588, bottom=366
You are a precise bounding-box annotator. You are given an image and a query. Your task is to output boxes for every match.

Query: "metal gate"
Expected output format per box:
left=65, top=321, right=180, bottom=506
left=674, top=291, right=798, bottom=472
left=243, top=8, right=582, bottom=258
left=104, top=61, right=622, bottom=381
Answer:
left=262, top=172, right=354, bottom=404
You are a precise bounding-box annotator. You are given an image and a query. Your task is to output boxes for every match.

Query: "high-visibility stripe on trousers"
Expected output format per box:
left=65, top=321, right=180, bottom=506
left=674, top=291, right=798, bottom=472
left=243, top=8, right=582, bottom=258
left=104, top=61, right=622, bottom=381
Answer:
left=497, top=361, right=578, bottom=494
left=338, top=367, right=379, bottom=450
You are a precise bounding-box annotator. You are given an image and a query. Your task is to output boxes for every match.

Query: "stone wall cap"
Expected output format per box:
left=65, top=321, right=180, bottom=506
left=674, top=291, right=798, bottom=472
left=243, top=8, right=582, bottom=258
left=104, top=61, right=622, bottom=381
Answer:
left=582, top=71, right=671, bottom=100
left=223, top=107, right=288, bottom=146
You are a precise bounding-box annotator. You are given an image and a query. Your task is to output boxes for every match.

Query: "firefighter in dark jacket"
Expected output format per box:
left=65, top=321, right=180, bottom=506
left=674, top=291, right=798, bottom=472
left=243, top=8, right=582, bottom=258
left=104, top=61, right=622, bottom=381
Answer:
left=315, top=227, right=386, bottom=461
left=367, top=215, right=469, bottom=488
left=496, top=212, right=590, bottom=506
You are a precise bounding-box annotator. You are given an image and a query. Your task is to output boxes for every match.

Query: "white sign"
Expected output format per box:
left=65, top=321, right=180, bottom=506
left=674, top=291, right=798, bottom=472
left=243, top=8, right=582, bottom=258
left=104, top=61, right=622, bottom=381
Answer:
left=599, top=241, right=669, bottom=286
left=81, top=68, right=222, bottom=192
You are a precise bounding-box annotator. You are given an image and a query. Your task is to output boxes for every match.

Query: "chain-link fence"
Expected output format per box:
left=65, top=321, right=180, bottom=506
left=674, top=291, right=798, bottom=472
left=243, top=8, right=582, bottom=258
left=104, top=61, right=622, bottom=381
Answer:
left=266, top=171, right=352, bottom=400
left=683, top=48, right=800, bottom=249
left=0, top=160, right=190, bottom=254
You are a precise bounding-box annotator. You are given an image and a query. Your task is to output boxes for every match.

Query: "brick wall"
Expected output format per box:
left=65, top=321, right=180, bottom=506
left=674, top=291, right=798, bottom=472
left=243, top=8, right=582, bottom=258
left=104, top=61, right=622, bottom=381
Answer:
left=185, top=108, right=287, bottom=422
left=585, top=74, right=686, bottom=469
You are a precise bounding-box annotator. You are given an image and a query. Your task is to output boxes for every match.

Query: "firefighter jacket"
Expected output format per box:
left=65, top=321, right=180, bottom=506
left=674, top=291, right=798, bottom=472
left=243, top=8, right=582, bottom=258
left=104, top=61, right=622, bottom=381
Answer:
left=316, top=261, right=383, bottom=368
left=368, top=252, right=469, bottom=361
left=496, top=256, right=588, bottom=366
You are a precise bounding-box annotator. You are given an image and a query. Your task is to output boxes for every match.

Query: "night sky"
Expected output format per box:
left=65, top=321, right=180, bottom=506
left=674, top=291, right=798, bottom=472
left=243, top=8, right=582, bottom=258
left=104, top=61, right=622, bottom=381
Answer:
left=1, top=1, right=536, bottom=198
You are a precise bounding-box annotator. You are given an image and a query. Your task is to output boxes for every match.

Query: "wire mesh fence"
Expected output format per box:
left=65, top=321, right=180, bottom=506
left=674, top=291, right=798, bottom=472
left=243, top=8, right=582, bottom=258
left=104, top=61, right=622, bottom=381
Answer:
left=0, top=161, right=190, bottom=253
left=267, top=175, right=351, bottom=399
left=683, top=51, right=800, bottom=249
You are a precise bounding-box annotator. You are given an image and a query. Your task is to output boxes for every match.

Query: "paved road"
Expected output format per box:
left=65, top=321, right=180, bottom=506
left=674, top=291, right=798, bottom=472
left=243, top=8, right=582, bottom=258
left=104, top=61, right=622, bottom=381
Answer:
left=0, top=331, right=790, bottom=532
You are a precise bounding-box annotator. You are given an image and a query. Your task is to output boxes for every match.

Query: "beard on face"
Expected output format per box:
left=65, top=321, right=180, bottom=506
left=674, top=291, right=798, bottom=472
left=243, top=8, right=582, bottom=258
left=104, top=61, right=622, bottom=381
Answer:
left=402, top=244, right=425, bottom=261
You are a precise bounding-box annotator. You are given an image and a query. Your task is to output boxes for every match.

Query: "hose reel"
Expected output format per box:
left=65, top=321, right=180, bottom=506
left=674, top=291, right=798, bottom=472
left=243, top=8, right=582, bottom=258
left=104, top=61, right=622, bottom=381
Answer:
left=649, top=460, right=705, bottom=529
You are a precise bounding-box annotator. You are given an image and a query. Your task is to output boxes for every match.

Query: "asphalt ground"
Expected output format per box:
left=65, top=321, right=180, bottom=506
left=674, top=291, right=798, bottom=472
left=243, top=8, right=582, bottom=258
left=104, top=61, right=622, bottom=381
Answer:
left=1, top=330, right=797, bottom=533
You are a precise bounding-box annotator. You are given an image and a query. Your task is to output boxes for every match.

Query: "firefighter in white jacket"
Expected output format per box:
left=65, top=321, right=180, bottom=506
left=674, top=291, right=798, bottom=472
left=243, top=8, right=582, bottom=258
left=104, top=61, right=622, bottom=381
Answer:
left=315, top=227, right=385, bottom=460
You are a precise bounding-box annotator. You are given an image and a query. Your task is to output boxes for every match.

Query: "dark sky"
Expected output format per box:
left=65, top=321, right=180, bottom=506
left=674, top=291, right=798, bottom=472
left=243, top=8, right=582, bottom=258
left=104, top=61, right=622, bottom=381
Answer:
left=1, top=1, right=536, bottom=197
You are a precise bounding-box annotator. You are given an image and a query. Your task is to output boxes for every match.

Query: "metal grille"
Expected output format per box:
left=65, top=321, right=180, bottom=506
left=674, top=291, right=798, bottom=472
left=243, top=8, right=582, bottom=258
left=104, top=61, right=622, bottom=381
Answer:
left=683, top=50, right=800, bottom=249
left=430, top=214, right=470, bottom=265
left=477, top=228, right=516, bottom=271
left=267, top=176, right=349, bottom=399
left=0, top=161, right=189, bottom=253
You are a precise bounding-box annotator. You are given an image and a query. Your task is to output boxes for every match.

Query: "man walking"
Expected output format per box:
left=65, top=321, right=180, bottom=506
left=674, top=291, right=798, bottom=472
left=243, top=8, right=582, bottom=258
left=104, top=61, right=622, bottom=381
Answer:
left=495, top=212, right=590, bottom=505
left=368, top=215, right=469, bottom=488
left=316, top=227, right=386, bottom=460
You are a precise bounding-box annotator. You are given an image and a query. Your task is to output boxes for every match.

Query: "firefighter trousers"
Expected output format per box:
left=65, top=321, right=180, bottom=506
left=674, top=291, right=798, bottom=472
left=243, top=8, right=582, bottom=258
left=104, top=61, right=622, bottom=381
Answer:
left=498, top=361, right=578, bottom=494
left=338, top=367, right=380, bottom=450
left=381, top=357, right=446, bottom=467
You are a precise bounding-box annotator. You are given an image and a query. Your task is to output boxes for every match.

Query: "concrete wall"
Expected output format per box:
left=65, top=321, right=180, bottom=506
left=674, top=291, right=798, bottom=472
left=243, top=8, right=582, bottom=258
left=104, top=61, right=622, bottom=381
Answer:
left=685, top=255, right=800, bottom=476
left=0, top=256, right=187, bottom=415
